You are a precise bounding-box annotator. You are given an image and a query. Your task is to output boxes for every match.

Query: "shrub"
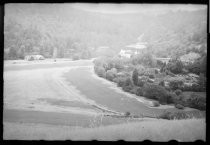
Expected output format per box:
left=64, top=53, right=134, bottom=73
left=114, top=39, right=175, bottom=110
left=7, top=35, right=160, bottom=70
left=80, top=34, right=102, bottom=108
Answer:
left=175, top=104, right=184, bottom=110
left=181, top=83, right=205, bottom=92
left=159, top=80, right=165, bottom=87
left=94, top=66, right=106, bottom=78
left=151, top=101, right=160, bottom=107
left=137, top=79, right=145, bottom=87
left=132, top=69, right=139, bottom=86
left=124, top=112, right=131, bottom=117
left=117, top=77, right=133, bottom=88
left=136, top=65, right=145, bottom=75
left=149, top=74, right=155, bottom=79
left=169, top=80, right=184, bottom=90
left=158, top=111, right=190, bottom=120
left=107, top=57, right=124, bottom=71
left=185, top=54, right=206, bottom=75
left=129, top=88, right=137, bottom=94
left=122, top=85, right=133, bottom=92
left=93, top=57, right=109, bottom=70
left=135, top=87, right=143, bottom=96
left=131, top=52, right=156, bottom=67
left=142, top=83, right=169, bottom=104
left=106, top=68, right=117, bottom=81
left=197, top=73, right=206, bottom=91
left=166, top=59, right=184, bottom=74
left=130, top=86, right=141, bottom=94
left=166, top=92, right=177, bottom=104
left=106, top=71, right=115, bottom=81
left=155, top=69, right=159, bottom=74
left=124, top=78, right=133, bottom=87
left=187, top=93, right=206, bottom=110
left=117, top=77, right=127, bottom=87
left=174, top=89, right=182, bottom=96
left=113, top=77, right=120, bottom=83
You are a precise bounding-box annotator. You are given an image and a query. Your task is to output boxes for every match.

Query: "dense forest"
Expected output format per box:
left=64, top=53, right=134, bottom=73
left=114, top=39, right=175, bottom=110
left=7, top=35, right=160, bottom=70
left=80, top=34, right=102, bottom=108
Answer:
left=4, top=4, right=207, bottom=60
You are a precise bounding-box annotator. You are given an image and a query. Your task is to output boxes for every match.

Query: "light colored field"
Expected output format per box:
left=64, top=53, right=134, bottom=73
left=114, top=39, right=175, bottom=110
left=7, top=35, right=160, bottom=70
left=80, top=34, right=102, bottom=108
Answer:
left=3, top=60, right=205, bottom=141
left=4, top=66, right=100, bottom=115
left=4, top=118, right=206, bottom=141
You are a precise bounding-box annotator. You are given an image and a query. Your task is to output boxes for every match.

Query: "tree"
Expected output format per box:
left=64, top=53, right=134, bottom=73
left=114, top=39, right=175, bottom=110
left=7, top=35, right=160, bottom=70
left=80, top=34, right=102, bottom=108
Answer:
left=166, top=59, right=183, bottom=74
left=132, top=69, right=139, bottom=86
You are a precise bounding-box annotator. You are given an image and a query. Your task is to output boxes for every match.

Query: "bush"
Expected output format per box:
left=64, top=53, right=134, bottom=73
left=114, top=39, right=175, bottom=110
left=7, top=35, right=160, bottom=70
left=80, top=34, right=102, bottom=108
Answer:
left=106, top=71, right=115, bottom=81
left=117, top=77, right=127, bottom=87
left=155, top=69, right=159, bottom=74
left=135, top=87, right=143, bottom=96
left=166, top=59, right=184, bottom=74
left=122, top=85, right=133, bottom=92
left=117, top=77, right=133, bottom=88
left=159, top=80, right=165, bottom=87
left=175, top=104, right=184, bottom=110
left=136, top=65, right=145, bottom=75
left=185, top=54, right=206, bottom=75
left=149, top=74, right=155, bottom=79
left=166, top=92, right=177, bottom=104
left=113, top=77, right=120, bottom=83
left=132, top=69, right=139, bottom=86
left=169, top=80, right=184, bottom=90
left=106, top=68, right=117, bottom=81
left=151, top=101, right=160, bottom=107
left=131, top=52, right=157, bottom=67
left=94, top=66, right=106, bottom=78
left=93, top=57, right=109, bottom=70
left=124, top=112, right=131, bottom=116
left=158, top=111, right=190, bottom=120
left=129, top=87, right=139, bottom=94
left=137, top=79, right=145, bottom=87
left=187, top=93, right=206, bottom=110
left=142, top=83, right=169, bottom=104
left=181, top=83, right=204, bottom=92
left=174, top=89, right=182, bottom=96
left=197, top=73, right=206, bottom=91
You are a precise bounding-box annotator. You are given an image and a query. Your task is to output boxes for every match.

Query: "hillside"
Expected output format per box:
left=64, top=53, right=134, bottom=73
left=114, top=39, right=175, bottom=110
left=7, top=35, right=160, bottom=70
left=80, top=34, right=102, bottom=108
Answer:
left=4, top=4, right=207, bottom=59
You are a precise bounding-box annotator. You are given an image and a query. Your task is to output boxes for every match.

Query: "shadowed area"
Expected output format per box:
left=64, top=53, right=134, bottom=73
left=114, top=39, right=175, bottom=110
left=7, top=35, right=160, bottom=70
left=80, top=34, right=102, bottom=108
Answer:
left=63, top=67, right=182, bottom=117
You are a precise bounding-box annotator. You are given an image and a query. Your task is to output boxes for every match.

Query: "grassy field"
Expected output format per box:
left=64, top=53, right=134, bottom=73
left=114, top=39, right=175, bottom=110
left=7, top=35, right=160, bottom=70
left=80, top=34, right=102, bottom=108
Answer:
left=63, top=67, right=202, bottom=117
left=4, top=118, right=205, bottom=141
left=3, top=59, right=206, bottom=141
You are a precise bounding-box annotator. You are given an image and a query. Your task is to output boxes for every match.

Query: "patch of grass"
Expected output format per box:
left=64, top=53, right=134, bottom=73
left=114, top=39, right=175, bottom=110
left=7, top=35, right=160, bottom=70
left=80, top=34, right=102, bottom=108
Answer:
left=158, top=110, right=205, bottom=120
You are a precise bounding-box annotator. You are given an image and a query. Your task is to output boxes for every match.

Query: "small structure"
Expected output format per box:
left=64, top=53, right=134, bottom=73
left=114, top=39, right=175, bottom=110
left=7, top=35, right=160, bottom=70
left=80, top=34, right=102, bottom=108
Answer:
left=155, top=57, right=171, bottom=65
left=25, top=55, right=45, bottom=61
left=119, top=34, right=147, bottom=58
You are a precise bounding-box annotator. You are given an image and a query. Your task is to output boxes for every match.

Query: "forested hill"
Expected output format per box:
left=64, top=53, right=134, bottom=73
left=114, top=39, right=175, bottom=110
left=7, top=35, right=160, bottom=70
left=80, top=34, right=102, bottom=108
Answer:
left=4, top=4, right=207, bottom=59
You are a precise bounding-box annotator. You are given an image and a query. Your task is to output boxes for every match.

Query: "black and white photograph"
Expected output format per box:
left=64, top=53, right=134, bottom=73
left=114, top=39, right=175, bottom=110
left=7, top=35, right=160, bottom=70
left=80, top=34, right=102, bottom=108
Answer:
left=3, top=3, right=207, bottom=141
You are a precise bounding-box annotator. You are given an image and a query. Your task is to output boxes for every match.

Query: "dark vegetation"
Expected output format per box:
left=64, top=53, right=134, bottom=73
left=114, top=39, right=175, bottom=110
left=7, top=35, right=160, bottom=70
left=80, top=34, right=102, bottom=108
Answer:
left=4, top=4, right=206, bottom=60
left=158, top=110, right=205, bottom=120
left=4, top=4, right=206, bottom=115
left=93, top=45, right=206, bottom=111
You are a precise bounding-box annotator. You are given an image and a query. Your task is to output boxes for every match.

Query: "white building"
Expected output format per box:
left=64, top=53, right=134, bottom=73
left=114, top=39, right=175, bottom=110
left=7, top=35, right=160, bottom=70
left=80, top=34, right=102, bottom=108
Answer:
left=119, top=34, right=147, bottom=58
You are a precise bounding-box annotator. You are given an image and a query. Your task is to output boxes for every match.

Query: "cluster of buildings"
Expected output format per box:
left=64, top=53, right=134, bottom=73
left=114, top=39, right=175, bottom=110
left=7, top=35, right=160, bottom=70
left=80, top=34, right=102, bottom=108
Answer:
left=119, top=34, right=147, bottom=59
left=24, top=55, right=45, bottom=61
left=118, top=34, right=171, bottom=64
